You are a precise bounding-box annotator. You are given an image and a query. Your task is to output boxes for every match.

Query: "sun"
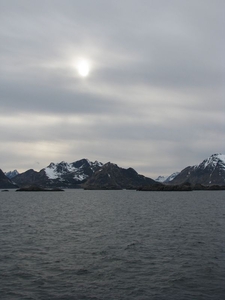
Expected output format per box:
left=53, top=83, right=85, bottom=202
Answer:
left=76, top=59, right=90, bottom=77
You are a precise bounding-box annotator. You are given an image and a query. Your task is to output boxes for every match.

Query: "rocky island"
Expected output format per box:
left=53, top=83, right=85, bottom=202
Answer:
left=16, top=185, right=64, bottom=192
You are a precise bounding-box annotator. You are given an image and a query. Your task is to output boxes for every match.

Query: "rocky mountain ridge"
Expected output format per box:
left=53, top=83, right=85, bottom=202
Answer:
left=83, top=162, right=156, bottom=189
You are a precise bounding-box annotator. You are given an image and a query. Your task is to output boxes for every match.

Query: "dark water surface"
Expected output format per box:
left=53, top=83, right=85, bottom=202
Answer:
left=0, top=190, right=225, bottom=299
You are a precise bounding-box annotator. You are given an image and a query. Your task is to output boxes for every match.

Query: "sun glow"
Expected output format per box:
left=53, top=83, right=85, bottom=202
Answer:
left=76, top=59, right=90, bottom=77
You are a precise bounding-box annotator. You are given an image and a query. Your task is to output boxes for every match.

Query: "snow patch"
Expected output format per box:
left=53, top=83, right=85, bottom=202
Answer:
left=74, top=174, right=88, bottom=181
left=45, top=162, right=78, bottom=180
left=45, top=167, right=58, bottom=179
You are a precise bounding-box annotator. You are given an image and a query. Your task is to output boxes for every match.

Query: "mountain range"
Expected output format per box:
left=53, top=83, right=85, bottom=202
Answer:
left=1, top=153, right=225, bottom=189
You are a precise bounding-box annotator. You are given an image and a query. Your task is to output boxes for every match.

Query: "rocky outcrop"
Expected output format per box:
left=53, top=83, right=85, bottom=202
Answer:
left=0, top=169, right=18, bottom=189
left=83, top=162, right=156, bottom=190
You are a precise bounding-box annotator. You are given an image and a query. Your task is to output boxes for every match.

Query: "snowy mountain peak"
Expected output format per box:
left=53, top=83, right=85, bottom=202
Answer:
left=198, top=153, right=225, bottom=170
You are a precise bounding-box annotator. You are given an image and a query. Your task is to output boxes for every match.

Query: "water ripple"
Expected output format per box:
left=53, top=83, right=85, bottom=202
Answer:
left=0, top=190, right=225, bottom=299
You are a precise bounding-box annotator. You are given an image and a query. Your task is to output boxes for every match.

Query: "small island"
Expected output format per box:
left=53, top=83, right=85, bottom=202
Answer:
left=16, top=185, right=64, bottom=192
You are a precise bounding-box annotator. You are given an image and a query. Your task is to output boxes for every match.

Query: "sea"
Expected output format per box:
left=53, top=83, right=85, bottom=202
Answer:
left=0, top=189, right=225, bottom=300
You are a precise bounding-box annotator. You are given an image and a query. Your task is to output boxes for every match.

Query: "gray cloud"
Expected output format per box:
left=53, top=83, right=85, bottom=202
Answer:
left=0, top=0, right=224, bottom=178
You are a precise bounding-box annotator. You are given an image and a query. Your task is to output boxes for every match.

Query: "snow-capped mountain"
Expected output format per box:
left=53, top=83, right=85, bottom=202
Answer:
left=170, top=153, right=225, bottom=186
left=44, top=159, right=103, bottom=182
left=5, top=170, right=19, bottom=179
left=155, top=172, right=180, bottom=183
left=12, top=159, right=103, bottom=188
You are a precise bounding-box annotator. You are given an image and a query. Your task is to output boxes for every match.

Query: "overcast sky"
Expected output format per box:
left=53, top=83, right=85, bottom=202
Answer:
left=0, top=0, right=224, bottom=178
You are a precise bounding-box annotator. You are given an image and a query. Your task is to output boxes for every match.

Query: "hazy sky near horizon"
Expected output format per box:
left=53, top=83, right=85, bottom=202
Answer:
left=0, top=0, right=224, bottom=178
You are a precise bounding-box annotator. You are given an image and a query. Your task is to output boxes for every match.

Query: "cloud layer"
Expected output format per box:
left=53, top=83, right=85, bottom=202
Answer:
left=0, top=0, right=224, bottom=178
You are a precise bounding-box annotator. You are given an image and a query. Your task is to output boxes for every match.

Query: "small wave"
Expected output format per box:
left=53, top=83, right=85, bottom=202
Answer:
left=76, top=269, right=90, bottom=275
